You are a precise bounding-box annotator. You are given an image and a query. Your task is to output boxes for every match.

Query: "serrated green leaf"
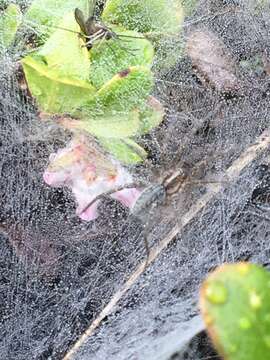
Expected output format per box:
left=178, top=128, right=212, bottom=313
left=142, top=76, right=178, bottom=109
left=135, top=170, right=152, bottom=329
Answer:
left=22, top=54, right=95, bottom=113
left=200, top=262, right=270, bottom=360
left=24, top=0, right=87, bottom=38
left=99, top=137, right=147, bottom=164
left=0, top=3, right=22, bottom=51
left=89, top=25, right=154, bottom=88
left=102, top=0, right=184, bottom=35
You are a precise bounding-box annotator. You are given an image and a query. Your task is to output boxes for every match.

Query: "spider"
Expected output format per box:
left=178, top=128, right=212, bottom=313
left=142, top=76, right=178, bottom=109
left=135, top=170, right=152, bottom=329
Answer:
left=74, top=0, right=119, bottom=50
left=47, top=0, right=144, bottom=52
left=79, top=167, right=214, bottom=267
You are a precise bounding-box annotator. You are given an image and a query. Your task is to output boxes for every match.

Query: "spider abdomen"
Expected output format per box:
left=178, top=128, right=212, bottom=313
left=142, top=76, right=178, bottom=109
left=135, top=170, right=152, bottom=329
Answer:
left=131, top=184, right=166, bottom=220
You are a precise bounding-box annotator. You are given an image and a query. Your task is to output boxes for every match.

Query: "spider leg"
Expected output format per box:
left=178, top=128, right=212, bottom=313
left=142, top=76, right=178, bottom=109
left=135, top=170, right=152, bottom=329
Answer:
left=84, top=29, right=104, bottom=41
left=79, top=183, right=139, bottom=216
left=142, top=229, right=150, bottom=270
left=118, top=34, right=146, bottom=40
left=118, top=41, right=139, bottom=55
left=110, top=35, right=139, bottom=55
left=140, top=201, right=160, bottom=270
left=83, top=29, right=105, bottom=48
left=93, top=35, right=107, bottom=51
left=105, top=40, right=117, bottom=58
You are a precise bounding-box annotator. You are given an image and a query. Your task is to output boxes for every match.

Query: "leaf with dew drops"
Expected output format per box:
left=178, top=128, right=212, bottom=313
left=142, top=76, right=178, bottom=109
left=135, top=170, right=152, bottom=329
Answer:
left=0, top=3, right=22, bottom=52
left=24, top=0, right=87, bottom=39
left=58, top=109, right=141, bottom=139
left=99, top=137, right=147, bottom=164
left=181, top=0, right=198, bottom=16
left=138, top=96, right=164, bottom=134
left=22, top=54, right=95, bottom=114
left=200, top=262, right=270, bottom=360
left=21, top=12, right=95, bottom=114
left=59, top=95, right=164, bottom=164
left=102, top=0, right=185, bottom=73
left=102, top=0, right=184, bottom=35
left=81, top=66, right=154, bottom=116
left=89, top=25, right=154, bottom=89
left=37, top=12, right=90, bottom=80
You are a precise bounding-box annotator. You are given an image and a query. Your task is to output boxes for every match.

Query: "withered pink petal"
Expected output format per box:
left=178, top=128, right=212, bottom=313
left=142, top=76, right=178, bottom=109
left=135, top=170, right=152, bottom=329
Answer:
left=43, top=171, right=52, bottom=185
left=111, top=188, right=141, bottom=208
left=44, top=137, right=141, bottom=221
left=78, top=200, right=100, bottom=221
left=43, top=171, right=70, bottom=187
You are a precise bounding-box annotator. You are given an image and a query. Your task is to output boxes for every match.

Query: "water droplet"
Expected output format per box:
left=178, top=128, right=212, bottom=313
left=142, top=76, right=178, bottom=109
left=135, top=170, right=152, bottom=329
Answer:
left=249, top=291, right=262, bottom=309
left=227, top=343, right=238, bottom=354
left=237, top=263, right=250, bottom=276
left=264, top=335, right=270, bottom=348
left=205, top=281, right=228, bottom=304
left=239, top=317, right=252, bottom=330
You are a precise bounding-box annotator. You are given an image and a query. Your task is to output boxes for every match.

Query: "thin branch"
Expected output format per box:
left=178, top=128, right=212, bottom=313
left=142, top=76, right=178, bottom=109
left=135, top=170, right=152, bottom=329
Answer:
left=63, top=129, right=270, bottom=360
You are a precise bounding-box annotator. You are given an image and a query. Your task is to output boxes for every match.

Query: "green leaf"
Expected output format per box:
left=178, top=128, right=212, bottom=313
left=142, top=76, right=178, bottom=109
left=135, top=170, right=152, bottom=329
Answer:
left=181, top=0, right=198, bottom=16
left=200, top=262, right=270, bottom=360
left=102, top=0, right=184, bottom=35
left=21, top=12, right=95, bottom=114
left=138, top=96, right=164, bottom=134
left=153, top=34, right=184, bottom=72
left=99, top=137, right=147, bottom=164
left=61, top=96, right=163, bottom=141
left=83, top=66, right=154, bottom=115
left=38, top=12, right=90, bottom=79
left=0, top=3, right=22, bottom=51
left=24, top=0, right=87, bottom=38
left=89, top=25, right=154, bottom=88
left=22, top=54, right=95, bottom=114
left=58, top=109, right=141, bottom=138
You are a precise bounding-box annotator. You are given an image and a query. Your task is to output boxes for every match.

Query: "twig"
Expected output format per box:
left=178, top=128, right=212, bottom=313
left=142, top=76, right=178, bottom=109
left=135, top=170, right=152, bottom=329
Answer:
left=63, top=129, right=270, bottom=360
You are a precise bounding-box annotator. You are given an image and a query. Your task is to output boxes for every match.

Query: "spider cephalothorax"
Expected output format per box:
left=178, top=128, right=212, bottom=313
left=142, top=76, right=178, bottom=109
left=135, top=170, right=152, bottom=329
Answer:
left=74, top=2, right=117, bottom=50
left=73, top=0, right=142, bottom=51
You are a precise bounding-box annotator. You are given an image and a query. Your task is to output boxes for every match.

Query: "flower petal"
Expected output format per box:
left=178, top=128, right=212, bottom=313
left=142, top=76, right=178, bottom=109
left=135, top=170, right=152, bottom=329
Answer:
left=111, top=188, right=141, bottom=208
left=78, top=200, right=100, bottom=221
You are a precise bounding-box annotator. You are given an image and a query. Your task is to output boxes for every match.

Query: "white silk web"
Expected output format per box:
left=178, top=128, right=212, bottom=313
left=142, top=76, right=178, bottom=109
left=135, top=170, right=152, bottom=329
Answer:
left=1, top=1, right=270, bottom=359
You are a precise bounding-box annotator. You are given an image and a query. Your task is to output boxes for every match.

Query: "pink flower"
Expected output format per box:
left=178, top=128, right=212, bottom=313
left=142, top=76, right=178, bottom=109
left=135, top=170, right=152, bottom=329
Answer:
left=43, top=136, right=141, bottom=221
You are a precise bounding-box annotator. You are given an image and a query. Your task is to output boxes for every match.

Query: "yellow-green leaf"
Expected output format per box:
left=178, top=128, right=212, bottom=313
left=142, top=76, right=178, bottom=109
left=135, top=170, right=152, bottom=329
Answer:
left=58, top=110, right=141, bottom=138
left=102, top=0, right=184, bottom=35
left=89, top=25, right=154, bottom=88
left=200, top=263, right=270, bottom=360
left=0, top=4, right=22, bottom=51
left=38, top=12, right=90, bottom=80
left=24, top=0, right=87, bottom=38
left=83, top=66, right=154, bottom=116
left=138, top=96, right=164, bottom=134
left=99, top=137, right=147, bottom=164
left=22, top=54, right=95, bottom=114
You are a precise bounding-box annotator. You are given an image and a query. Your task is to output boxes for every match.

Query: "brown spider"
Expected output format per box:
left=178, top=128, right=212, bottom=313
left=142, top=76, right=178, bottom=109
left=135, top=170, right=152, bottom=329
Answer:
left=79, top=169, right=191, bottom=266
left=79, top=164, right=223, bottom=268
